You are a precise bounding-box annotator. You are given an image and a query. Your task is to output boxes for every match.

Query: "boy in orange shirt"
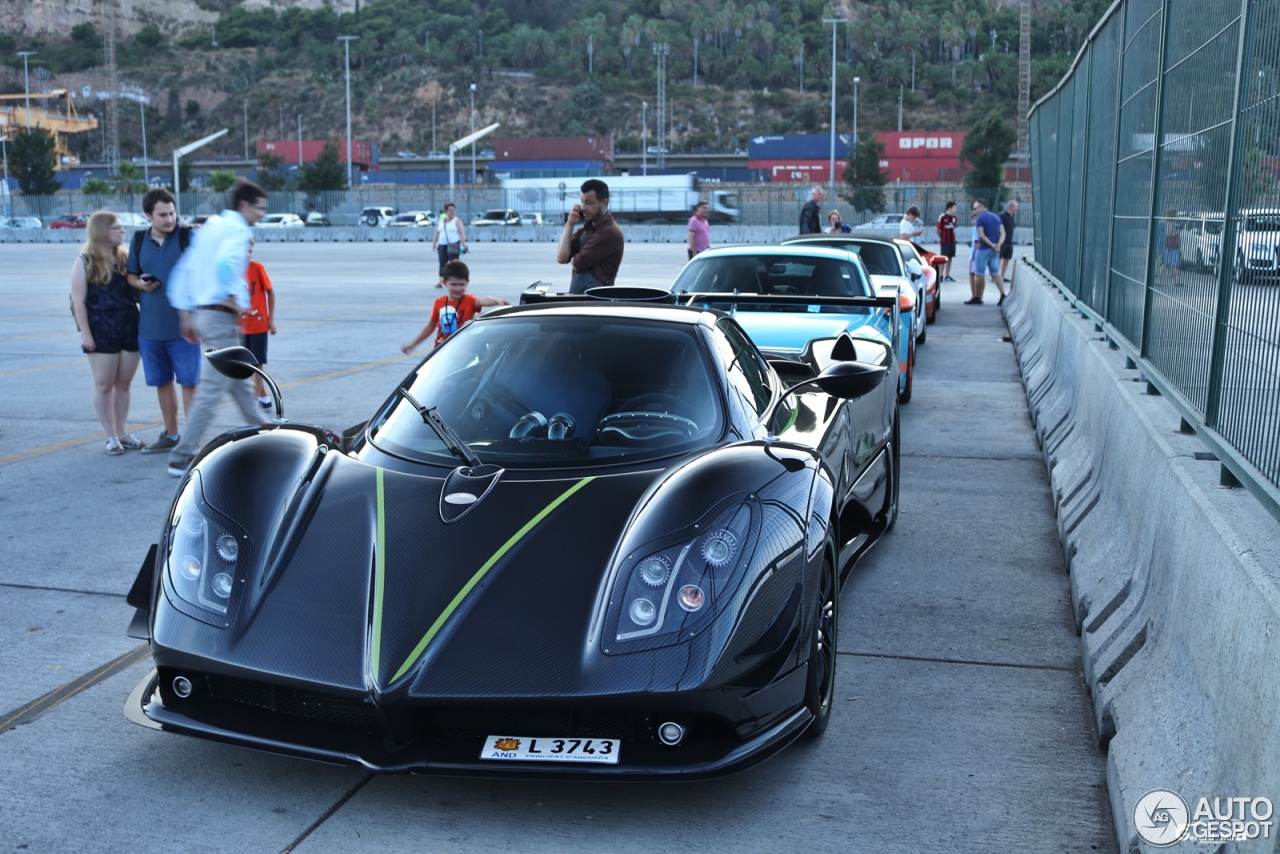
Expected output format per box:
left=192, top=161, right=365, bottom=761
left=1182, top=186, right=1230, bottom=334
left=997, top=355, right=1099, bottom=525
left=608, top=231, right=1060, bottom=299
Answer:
left=401, top=260, right=509, bottom=353
left=241, top=239, right=277, bottom=408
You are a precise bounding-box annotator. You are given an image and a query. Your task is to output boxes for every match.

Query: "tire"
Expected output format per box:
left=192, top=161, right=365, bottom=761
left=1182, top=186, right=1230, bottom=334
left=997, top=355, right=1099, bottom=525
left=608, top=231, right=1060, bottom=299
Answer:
left=883, top=408, right=901, bottom=533
left=898, top=337, right=915, bottom=404
left=917, top=318, right=927, bottom=344
left=363, top=214, right=379, bottom=227
left=801, top=554, right=838, bottom=740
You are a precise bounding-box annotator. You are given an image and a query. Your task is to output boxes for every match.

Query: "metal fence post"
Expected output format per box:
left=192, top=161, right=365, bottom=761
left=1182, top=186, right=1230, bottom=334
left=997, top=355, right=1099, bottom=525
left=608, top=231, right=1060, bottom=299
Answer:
left=1139, top=0, right=1173, bottom=360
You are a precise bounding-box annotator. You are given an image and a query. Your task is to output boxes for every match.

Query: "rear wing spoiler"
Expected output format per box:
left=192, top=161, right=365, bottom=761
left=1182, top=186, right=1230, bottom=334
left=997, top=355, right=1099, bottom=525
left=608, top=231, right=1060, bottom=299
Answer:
left=676, top=291, right=901, bottom=351
left=519, top=282, right=678, bottom=305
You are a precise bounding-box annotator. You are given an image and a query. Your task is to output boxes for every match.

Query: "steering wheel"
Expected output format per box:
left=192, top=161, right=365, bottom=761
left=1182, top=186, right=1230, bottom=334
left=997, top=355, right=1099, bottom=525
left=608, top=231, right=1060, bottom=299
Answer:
left=598, top=411, right=698, bottom=441
left=617, top=393, right=697, bottom=419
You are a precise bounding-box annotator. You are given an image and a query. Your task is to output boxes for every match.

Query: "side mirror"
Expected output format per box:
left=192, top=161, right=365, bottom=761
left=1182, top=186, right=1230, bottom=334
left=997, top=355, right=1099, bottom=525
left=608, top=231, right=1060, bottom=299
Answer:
left=905, top=258, right=923, bottom=278
left=766, top=359, right=887, bottom=435
left=204, top=346, right=284, bottom=421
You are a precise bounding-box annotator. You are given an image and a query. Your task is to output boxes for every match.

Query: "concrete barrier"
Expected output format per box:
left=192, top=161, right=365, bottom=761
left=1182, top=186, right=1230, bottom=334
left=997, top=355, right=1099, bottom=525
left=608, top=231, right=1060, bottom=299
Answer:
left=1004, top=266, right=1280, bottom=852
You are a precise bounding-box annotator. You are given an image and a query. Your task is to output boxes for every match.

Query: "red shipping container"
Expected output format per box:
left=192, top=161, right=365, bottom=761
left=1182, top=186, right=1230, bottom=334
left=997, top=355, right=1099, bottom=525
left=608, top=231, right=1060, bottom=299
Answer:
left=875, top=131, right=965, bottom=162
left=881, top=156, right=965, bottom=183
left=257, top=139, right=372, bottom=167
left=494, top=136, right=613, bottom=162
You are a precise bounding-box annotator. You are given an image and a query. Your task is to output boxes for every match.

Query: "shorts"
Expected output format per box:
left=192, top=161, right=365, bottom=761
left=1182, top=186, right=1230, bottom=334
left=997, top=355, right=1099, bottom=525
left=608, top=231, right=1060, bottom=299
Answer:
left=1162, top=247, right=1182, bottom=268
left=243, top=331, right=269, bottom=366
left=940, top=240, right=956, bottom=258
left=974, top=246, right=1000, bottom=276
left=436, top=244, right=451, bottom=277
left=139, top=337, right=201, bottom=387
left=1000, top=243, right=1014, bottom=260
left=85, top=308, right=139, bottom=354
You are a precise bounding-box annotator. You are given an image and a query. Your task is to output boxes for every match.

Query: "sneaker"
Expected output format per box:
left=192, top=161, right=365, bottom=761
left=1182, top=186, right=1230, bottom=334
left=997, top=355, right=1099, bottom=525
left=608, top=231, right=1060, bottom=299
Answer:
left=964, top=297, right=984, bottom=305
left=944, top=275, right=955, bottom=282
left=167, top=453, right=195, bottom=477
left=118, top=432, right=147, bottom=450
left=997, top=293, right=1006, bottom=306
left=141, top=432, right=179, bottom=454
left=258, top=396, right=273, bottom=409
left=105, top=437, right=124, bottom=455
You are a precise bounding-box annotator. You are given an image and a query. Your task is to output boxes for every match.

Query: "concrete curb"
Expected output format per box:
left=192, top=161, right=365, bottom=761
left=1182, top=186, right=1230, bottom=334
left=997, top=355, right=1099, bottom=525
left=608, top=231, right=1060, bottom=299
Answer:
left=1004, top=268, right=1280, bottom=853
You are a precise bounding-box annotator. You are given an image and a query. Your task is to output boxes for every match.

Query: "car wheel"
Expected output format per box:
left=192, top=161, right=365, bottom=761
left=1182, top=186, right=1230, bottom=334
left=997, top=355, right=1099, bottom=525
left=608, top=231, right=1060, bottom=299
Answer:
left=801, top=554, right=838, bottom=740
left=926, top=291, right=938, bottom=324
left=898, top=338, right=914, bottom=404
left=883, top=408, right=900, bottom=533
left=917, top=317, right=927, bottom=344
left=363, top=214, right=379, bottom=227
left=1233, top=253, right=1247, bottom=285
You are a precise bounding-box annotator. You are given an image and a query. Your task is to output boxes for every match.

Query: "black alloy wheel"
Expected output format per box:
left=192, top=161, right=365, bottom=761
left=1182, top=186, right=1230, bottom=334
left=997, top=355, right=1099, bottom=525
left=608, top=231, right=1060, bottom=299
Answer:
left=801, top=555, right=838, bottom=740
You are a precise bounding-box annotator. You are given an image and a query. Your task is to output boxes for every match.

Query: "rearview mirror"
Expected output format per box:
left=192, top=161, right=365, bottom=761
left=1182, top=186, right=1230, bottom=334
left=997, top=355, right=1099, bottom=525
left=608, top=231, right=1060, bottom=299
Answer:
left=905, top=259, right=923, bottom=278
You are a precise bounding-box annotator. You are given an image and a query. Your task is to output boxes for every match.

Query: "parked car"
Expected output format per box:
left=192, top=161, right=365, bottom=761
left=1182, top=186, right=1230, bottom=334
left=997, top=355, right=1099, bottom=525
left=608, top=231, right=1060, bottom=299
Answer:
left=471, top=208, right=520, bottom=227
left=184, top=214, right=212, bottom=229
left=779, top=235, right=924, bottom=401
left=360, top=206, right=398, bottom=227
left=396, top=150, right=418, bottom=158
left=1232, top=209, right=1280, bottom=283
left=115, top=212, right=149, bottom=229
left=49, top=213, right=91, bottom=229
left=856, top=213, right=908, bottom=236
left=304, top=212, right=332, bottom=227
left=1, top=216, right=42, bottom=229
left=647, top=146, right=670, bottom=155
left=1178, top=212, right=1223, bottom=274
left=426, top=151, right=448, bottom=159
left=519, top=212, right=545, bottom=226
left=387, top=210, right=435, bottom=228
left=256, top=213, right=304, bottom=229
left=891, top=238, right=944, bottom=329
left=123, top=296, right=898, bottom=778
left=478, top=149, right=495, bottom=159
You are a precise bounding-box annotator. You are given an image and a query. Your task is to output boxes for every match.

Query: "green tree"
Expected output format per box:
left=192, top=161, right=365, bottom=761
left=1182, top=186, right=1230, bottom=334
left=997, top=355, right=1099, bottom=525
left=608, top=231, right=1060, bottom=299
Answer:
left=960, top=110, right=1015, bottom=202
left=297, top=142, right=348, bottom=192
left=115, top=161, right=147, bottom=194
left=81, top=177, right=113, bottom=195
left=256, top=151, right=289, bottom=192
left=9, top=130, right=62, bottom=195
left=841, top=132, right=889, bottom=215
left=208, top=170, right=238, bottom=193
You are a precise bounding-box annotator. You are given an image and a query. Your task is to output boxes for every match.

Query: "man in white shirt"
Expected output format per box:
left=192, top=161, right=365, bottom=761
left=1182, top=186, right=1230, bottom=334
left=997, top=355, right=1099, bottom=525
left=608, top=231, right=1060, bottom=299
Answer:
left=899, top=205, right=924, bottom=241
left=164, top=180, right=270, bottom=476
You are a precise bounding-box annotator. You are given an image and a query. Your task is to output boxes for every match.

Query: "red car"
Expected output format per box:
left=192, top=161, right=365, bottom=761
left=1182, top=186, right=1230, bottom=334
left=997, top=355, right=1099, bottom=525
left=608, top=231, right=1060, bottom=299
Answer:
left=895, top=239, right=946, bottom=326
left=49, top=213, right=91, bottom=229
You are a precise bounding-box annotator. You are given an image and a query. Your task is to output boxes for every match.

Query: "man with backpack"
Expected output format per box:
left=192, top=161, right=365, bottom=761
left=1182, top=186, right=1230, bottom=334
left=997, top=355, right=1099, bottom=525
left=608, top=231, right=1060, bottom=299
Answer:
left=126, top=188, right=198, bottom=453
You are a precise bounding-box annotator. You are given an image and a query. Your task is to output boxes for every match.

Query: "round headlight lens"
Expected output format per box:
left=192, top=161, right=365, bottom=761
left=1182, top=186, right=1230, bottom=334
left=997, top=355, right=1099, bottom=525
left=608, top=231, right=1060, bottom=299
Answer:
left=629, top=598, right=657, bottom=625
left=636, top=556, right=671, bottom=588
left=212, top=572, right=234, bottom=599
left=178, top=555, right=201, bottom=581
left=701, top=531, right=737, bottom=567
left=215, top=534, right=239, bottom=563
left=677, top=585, right=705, bottom=612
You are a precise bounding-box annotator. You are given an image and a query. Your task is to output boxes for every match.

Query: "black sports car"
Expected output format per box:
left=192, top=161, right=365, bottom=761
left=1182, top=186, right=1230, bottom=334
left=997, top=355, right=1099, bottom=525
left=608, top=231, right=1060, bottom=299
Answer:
left=125, top=297, right=900, bottom=780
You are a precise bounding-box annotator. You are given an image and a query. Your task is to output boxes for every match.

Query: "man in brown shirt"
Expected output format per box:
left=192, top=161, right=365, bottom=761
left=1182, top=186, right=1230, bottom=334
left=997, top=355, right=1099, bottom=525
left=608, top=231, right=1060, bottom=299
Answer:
left=557, top=178, right=624, bottom=294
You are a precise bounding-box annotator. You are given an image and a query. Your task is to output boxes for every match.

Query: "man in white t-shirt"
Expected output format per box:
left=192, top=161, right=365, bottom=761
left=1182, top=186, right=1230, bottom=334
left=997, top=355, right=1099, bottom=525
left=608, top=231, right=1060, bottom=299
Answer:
left=899, top=205, right=924, bottom=241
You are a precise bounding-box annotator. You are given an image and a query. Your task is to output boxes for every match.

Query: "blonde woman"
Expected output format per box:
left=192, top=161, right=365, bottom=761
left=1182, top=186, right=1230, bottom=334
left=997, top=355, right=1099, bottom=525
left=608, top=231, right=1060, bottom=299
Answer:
left=69, top=211, right=146, bottom=454
left=431, top=201, right=467, bottom=287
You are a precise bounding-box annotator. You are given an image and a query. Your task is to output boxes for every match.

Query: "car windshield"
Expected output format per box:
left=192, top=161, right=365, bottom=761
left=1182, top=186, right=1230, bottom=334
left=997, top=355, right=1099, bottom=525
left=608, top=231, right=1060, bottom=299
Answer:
left=366, top=316, right=724, bottom=467
left=1244, top=214, right=1280, bottom=232
left=477, top=210, right=509, bottom=221
left=671, top=253, right=873, bottom=298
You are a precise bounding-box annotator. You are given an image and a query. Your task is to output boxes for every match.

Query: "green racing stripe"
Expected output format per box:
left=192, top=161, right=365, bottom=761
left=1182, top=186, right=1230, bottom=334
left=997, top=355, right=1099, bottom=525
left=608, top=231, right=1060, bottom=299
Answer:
left=383, top=475, right=596, bottom=685
left=371, top=467, right=388, bottom=678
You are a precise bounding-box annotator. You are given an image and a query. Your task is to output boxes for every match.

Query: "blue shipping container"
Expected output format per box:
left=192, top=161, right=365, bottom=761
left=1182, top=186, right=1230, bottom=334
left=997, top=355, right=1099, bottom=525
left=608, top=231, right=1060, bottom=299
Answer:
left=748, top=133, right=852, bottom=160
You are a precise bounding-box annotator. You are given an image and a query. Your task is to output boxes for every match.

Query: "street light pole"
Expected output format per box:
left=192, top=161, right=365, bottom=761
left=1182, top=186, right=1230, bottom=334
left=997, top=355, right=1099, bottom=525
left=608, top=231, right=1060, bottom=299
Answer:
left=823, top=20, right=845, bottom=205
left=853, top=77, right=860, bottom=143
left=337, top=36, right=358, bottom=188
left=469, top=83, right=477, bottom=183
left=642, top=101, right=648, bottom=176
left=18, top=52, right=36, bottom=130
left=140, top=101, right=149, bottom=182
left=297, top=114, right=302, bottom=167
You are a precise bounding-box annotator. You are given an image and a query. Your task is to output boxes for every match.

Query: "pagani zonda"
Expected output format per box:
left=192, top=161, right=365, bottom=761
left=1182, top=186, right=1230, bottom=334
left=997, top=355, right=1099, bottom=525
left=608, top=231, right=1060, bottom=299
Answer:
left=125, top=298, right=899, bottom=780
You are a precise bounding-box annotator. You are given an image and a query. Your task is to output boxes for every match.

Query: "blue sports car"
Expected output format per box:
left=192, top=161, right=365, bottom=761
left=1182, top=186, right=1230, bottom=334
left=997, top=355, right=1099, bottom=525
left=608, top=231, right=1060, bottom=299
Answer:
left=668, top=246, right=916, bottom=403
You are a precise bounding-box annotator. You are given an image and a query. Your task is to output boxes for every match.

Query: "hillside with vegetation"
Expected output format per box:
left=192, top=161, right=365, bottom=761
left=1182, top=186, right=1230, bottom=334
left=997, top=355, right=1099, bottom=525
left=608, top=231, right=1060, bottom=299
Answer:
left=0, top=0, right=1108, bottom=166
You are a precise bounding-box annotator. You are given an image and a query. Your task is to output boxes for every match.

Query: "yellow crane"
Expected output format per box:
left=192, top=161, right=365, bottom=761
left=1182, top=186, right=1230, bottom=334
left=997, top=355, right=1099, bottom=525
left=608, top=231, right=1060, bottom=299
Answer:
left=0, top=89, right=98, bottom=169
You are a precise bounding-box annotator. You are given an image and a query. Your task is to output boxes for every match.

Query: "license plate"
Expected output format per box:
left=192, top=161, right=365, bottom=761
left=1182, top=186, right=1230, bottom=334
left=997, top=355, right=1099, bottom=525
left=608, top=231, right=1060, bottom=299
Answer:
left=481, top=735, right=620, bottom=764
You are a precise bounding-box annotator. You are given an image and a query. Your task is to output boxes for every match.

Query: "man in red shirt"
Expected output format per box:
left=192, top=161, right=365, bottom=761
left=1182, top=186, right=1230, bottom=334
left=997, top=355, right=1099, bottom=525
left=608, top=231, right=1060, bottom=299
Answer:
left=400, top=260, right=511, bottom=353
left=936, top=200, right=958, bottom=282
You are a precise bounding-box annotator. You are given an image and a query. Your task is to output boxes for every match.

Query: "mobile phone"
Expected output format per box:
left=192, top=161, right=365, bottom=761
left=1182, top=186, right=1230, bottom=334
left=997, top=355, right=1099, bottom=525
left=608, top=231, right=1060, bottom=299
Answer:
left=140, top=274, right=158, bottom=283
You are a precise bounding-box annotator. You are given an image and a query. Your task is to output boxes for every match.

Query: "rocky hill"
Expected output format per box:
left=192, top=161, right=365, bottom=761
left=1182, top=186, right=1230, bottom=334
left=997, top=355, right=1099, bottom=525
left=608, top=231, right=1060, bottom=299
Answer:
left=0, top=0, right=354, bottom=37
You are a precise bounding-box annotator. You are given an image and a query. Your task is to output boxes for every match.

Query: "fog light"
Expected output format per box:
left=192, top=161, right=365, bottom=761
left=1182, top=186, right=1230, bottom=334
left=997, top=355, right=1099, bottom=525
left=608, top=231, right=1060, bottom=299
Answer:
left=658, top=721, right=685, bottom=746
left=172, top=676, right=193, bottom=698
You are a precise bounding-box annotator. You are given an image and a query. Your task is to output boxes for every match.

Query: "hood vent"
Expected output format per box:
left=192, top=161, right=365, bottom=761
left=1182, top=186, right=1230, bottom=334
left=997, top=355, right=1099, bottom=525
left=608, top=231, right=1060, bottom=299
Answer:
left=439, top=463, right=504, bottom=523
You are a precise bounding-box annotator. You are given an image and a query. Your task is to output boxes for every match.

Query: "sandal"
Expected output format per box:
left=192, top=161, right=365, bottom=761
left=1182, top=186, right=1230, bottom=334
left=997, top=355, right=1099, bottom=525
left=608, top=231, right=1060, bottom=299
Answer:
left=106, top=437, right=124, bottom=455
left=118, top=432, right=147, bottom=450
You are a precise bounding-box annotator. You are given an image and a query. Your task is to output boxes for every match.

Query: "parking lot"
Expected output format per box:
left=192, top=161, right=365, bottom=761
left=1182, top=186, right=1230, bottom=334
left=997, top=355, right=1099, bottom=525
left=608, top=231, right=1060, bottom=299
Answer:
left=0, top=241, right=1115, bottom=852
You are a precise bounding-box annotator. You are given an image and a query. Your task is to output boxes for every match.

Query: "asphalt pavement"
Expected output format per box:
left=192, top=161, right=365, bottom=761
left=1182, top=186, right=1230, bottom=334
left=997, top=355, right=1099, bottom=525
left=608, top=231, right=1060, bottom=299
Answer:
left=0, top=240, right=1114, bottom=852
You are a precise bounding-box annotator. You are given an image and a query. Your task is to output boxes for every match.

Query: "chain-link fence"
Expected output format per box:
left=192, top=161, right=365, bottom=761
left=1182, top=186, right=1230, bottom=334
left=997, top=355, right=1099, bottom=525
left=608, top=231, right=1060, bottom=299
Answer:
left=1030, top=0, right=1280, bottom=515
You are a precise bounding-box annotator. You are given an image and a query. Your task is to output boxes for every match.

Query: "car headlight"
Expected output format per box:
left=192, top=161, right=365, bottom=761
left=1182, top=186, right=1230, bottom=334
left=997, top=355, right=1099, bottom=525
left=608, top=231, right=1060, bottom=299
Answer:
left=164, top=473, right=250, bottom=627
left=605, top=499, right=758, bottom=653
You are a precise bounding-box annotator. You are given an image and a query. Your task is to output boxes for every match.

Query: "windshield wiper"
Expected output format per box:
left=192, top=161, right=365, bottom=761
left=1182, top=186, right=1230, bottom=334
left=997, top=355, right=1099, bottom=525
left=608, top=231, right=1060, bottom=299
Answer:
left=396, top=387, right=482, bottom=468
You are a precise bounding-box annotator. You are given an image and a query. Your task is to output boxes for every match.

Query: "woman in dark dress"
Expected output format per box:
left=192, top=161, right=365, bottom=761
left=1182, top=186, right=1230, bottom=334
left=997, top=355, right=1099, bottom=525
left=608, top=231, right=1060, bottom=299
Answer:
left=69, top=211, right=146, bottom=454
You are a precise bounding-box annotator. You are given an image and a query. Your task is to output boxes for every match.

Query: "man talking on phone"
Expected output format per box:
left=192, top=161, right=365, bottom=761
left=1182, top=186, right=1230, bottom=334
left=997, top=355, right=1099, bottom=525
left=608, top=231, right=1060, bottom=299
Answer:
left=126, top=188, right=198, bottom=454
left=556, top=178, right=624, bottom=294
